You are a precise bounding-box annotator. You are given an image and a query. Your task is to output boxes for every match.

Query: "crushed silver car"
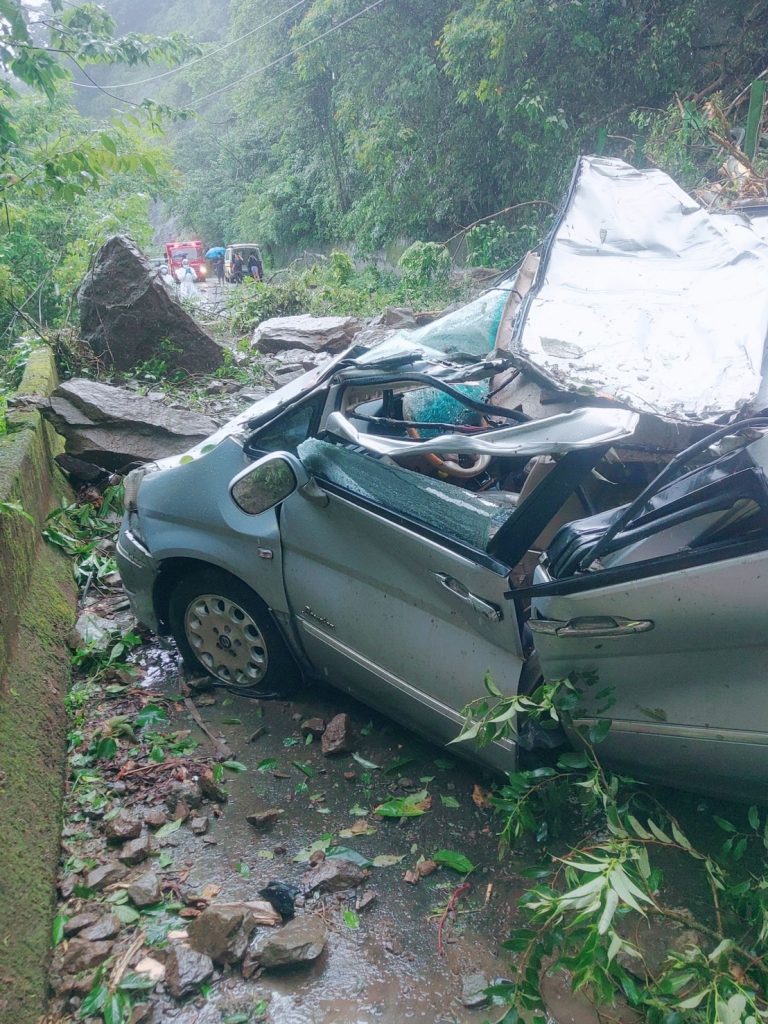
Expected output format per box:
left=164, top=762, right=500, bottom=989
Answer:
left=117, top=157, right=768, bottom=799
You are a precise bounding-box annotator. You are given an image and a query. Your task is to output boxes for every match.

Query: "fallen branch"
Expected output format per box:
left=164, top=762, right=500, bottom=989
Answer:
left=184, top=697, right=234, bottom=760
left=444, top=200, right=557, bottom=249
left=109, top=929, right=145, bottom=989
left=437, top=881, right=471, bottom=955
left=120, top=757, right=209, bottom=777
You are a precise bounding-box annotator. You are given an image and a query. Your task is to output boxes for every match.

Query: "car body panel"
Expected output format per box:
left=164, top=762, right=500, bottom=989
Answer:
left=529, top=424, right=768, bottom=800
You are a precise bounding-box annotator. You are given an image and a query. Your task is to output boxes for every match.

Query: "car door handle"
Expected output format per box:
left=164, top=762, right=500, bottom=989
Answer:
left=433, top=572, right=503, bottom=622
left=528, top=615, right=654, bottom=638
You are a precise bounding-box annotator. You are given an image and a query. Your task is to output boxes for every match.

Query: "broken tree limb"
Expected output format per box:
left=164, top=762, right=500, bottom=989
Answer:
left=437, top=881, right=471, bottom=955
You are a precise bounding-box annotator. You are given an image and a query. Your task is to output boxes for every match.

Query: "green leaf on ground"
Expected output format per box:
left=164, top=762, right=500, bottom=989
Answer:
left=440, top=794, right=459, bottom=808
left=433, top=849, right=475, bottom=874
left=343, top=909, right=360, bottom=929
left=235, top=861, right=250, bottom=877
left=372, top=854, right=405, bottom=867
left=375, top=790, right=431, bottom=819
left=327, top=846, right=372, bottom=867
left=222, top=760, right=247, bottom=772
left=52, top=915, right=67, bottom=945
left=155, top=818, right=183, bottom=839
left=112, top=903, right=141, bottom=925
left=257, top=758, right=278, bottom=772
left=135, top=705, right=168, bottom=729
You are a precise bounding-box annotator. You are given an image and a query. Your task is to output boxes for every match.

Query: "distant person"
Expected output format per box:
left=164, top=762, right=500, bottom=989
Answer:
left=215, top=255, right=225, bottom=286
left=247, top=250, right=263, bottom=282
left=178, top=258, right=198, bottom=300
left=232, top=251, right=244, bottom=284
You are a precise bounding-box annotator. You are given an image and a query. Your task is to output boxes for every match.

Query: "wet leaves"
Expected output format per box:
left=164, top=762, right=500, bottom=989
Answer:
left=52, top=914, right=67, bottom=945
left=222, top=760, right=247, bottom=773
left=339, top=820, right=377, bottom=838
left=343, top=909, right=360, bottom=929
left=256, top=757, right=278, bottom=772
left=440, top=795, right=459, bottom=808
left=375, top=790, right=432, bottom=819
left=154, top=818, right=182, bottom=839
left=371, top=854, right=405, bottom=867
left=134, top=704, right=168, bottom=730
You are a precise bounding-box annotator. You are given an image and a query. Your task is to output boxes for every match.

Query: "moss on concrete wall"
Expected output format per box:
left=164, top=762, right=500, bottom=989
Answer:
left=0, top=347, right=75, bottom=1024
left=0, top=544, right=74, bottom=1024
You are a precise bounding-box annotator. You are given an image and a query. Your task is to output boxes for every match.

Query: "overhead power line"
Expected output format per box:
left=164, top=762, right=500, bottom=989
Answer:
left=190, top=0, right=389, bottom=109
left=71, top=0, right=309, bottom=91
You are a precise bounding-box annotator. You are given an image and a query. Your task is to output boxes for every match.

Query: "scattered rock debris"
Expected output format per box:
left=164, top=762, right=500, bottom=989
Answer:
left=50, top=484, right=509, bottom=1024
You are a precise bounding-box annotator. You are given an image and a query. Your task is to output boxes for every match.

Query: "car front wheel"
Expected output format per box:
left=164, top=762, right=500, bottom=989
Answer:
left=168, top=569, right=297, bottom=698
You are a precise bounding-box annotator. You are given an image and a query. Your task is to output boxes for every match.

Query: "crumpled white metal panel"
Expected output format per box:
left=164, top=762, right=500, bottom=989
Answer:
left=513, top=157, right=768, bottom=421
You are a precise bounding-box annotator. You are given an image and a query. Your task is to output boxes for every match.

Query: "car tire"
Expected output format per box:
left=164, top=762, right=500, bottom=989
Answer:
left=168, top=569, right=298, bottom=698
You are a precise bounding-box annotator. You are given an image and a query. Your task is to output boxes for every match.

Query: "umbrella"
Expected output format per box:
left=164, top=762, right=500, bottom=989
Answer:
left=205, top=246, right=225, bottom=259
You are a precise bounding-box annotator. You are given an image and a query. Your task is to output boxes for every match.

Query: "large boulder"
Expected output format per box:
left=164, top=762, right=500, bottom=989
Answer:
left=44, top=378, right=218, bottom=471
left=77, top=235, right=223, bottom=373
left=252, top=314, right=361, bottom=354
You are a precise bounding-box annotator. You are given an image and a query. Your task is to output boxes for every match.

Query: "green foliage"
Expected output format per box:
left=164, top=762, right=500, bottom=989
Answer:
left=398, top=241, right=451, bottom=290
left=165, top=0, right=768, bottom=265
left=456, top=678, right=768, bottom=1022
left=43, top=484, right=124, bottom=586
left=228, top=254, right=475, bottom=335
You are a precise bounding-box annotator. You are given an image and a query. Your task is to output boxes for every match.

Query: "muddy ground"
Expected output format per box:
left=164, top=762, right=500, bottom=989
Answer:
left=53, top=623, right=543, bottom=1024
left=138, top=641, right=523, bottom=1024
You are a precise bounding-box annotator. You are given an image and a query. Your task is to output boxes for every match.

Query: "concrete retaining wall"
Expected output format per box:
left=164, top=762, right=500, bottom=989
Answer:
left=0, top=348, right=76, bottom=1024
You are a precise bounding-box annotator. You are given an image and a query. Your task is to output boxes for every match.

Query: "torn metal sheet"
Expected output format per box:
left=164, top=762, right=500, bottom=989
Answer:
left=513, top=156, right=768, bottom=421
left=325, top=406, right=638, bottom=459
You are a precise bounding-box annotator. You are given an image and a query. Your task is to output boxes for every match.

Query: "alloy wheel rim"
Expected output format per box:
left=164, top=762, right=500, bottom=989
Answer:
left=184, top=593, right=268, bottom=688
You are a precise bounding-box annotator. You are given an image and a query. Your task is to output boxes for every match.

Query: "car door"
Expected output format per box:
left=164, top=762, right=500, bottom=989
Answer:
left=529, top=547, right=768, bottom=798
left=277, top=457, right=524, bottom=766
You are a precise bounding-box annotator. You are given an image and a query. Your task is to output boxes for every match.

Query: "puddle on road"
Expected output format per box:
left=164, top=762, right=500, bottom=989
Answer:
left=139, top=643, right=525, bottom=1024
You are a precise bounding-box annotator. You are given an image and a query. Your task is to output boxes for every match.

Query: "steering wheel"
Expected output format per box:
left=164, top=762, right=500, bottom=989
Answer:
left=405, top=426, right=491, bottom=479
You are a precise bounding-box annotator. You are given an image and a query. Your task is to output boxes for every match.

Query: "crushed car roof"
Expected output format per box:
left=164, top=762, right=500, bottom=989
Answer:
left=510, top=156, right=768, bottom=422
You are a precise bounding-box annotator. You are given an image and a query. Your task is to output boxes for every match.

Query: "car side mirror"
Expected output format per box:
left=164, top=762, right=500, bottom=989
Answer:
left=230, top=452, right=308, bottom=515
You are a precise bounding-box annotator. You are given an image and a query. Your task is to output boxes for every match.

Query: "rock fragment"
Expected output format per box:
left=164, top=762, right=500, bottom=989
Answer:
left=247, top=915, right=328, bottom=970
left=303, top=857, right=367, bottom=894
left=246, top=808, right=283, bottom=830
left=79, top=914, right=122, bottom=942
left=86, top=862, right=128, bottom=891
left=321, top=713, right=353, bottom=756
left=462, top=972, right=490, bottom=1008
left=44, top=379, right=219, bottom=472
left=128, top=871, right=162, bottom=908
left=105, top=811, right=142, bottom=843
left=164, top=944, right=214, bottom=999
left=252, top=314, right=361, bottom=354
left=199, top=769, right=228, bottom=804
left=190, top=816, right=209, bottom=835
left=300, top=717, right=325, bottom=738
left=118, top=834, right=151, bottom=866
left=186, top=904, right=258, bottom=964
left=61, top=938, right=113, bottom=974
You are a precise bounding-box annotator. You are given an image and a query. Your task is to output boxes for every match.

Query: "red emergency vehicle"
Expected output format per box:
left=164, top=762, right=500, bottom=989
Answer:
left=165, top=241, right=207, bottom=282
